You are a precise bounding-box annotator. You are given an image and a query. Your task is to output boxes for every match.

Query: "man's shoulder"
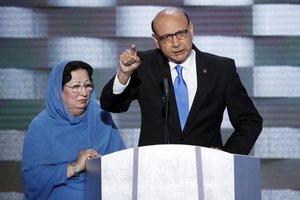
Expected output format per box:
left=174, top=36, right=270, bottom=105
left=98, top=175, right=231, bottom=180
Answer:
left=197, top=50, right=234, bottom=63
left=193, top=44, right=234, bottom=63
left=137, top=48, right=160, bottom=57
left=137, top=48, right=166, bottom=66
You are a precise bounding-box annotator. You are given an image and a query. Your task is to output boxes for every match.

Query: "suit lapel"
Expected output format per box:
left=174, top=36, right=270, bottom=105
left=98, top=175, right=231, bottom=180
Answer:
left=154, top=51, right=183, bottom=132
left=153, top=47, right=212, bottom=134
left=184, top=47, right=212, bottom=133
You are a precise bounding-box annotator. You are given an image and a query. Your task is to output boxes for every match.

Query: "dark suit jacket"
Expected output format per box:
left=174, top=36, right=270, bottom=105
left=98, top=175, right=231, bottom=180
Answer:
left=100, top=45, right=263, bottom=155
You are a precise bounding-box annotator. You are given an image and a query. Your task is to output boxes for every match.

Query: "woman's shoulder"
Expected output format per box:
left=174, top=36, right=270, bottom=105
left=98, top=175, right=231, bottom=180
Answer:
left=27, top=110, right=50, bottom=132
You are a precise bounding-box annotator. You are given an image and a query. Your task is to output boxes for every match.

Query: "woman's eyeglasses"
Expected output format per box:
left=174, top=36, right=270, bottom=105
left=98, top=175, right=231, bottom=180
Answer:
left=64, top=83, right=94, bottom=93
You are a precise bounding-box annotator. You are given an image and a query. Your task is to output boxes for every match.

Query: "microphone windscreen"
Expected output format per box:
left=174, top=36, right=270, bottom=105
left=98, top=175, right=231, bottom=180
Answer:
left=161, top=70, right=170, bottom=97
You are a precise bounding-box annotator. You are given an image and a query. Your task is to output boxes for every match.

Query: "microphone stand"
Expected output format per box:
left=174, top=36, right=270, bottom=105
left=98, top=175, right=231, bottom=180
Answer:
left=163, top=77, right=170, bottom=144
left=164, top=97, right=169, bottom=144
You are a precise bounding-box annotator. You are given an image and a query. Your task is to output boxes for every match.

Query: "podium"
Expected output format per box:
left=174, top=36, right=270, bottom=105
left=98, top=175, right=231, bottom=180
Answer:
left=86, top=145, right=261, bottom=200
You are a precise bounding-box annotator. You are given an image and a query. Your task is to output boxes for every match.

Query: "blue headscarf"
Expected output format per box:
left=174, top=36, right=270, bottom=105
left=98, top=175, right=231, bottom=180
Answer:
left=22, top=60, right=126, bottom=200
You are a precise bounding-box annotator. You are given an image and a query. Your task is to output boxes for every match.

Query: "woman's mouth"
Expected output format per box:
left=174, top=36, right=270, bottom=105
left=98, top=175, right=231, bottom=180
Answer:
left=79, top=99, right=87, bottom=104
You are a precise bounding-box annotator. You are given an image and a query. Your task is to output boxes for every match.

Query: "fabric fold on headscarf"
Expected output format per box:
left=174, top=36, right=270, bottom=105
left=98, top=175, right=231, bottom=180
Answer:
left=22, top=60, right=126, bottom=200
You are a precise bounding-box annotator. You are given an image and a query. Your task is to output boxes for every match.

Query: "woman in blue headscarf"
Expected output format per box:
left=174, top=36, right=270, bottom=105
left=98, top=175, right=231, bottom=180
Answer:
left=22, top=60, right=126, bottom=200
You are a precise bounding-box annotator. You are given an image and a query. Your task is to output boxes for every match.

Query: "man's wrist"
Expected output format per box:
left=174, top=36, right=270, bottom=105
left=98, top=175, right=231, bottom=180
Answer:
left=117, top=71, right=131, bottom=85
left=113, top=72, right=131, bottom=94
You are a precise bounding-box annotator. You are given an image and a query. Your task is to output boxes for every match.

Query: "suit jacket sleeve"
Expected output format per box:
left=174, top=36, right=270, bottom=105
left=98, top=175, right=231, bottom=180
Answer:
left=100, top=71, right=140, bottom=113
left=222, top=59, right=263, bottom=154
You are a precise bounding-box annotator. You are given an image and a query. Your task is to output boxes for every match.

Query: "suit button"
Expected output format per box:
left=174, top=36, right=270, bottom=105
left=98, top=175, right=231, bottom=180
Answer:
left=180, top=137, right=184, bottom=142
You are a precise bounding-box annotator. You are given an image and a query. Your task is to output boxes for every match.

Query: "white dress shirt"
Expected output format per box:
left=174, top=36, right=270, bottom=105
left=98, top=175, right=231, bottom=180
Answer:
left=169, top=49, right=197, bottom=110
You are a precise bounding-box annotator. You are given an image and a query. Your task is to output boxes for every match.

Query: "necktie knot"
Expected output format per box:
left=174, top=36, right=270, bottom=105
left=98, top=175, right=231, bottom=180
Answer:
left=175, top=65, right=183, bottom=77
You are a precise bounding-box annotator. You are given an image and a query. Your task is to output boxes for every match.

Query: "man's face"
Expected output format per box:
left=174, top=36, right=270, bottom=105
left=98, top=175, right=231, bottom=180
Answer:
left=152, top=13, right=194, bottom=64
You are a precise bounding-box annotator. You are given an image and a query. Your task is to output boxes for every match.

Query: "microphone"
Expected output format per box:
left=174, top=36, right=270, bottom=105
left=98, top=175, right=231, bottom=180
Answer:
left=162, top=77, right=170, bottom=101
left=161, top=72, right=170, bottom=144
left=161, top=70, right=170, bottom=102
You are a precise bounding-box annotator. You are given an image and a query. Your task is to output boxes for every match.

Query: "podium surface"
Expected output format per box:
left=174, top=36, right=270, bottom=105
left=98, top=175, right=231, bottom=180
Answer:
left=86, top=145, right=261, bottom=200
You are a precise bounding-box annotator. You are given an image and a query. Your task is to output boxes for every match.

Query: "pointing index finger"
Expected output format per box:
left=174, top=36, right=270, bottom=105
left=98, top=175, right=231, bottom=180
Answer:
left=130, top=44, right=137, bottom=55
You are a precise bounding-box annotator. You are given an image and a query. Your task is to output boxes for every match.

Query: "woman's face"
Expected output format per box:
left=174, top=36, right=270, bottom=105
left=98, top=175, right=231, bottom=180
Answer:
left=62, top=69, right=93, bottom=116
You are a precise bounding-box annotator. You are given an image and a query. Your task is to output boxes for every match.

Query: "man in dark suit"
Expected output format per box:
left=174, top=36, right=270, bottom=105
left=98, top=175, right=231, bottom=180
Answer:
left=100, top=7, right=263, bottom=155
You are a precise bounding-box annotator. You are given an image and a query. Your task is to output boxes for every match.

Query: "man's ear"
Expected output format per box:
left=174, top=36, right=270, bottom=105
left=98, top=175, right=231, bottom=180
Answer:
left=152, top=34, right=160, bottom=49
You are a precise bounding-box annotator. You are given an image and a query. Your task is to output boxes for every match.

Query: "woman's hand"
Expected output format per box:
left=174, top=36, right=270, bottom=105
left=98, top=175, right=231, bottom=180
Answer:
left=75, top=149, right=101, bottom=172
left=67, top=149, right=101, bottom=178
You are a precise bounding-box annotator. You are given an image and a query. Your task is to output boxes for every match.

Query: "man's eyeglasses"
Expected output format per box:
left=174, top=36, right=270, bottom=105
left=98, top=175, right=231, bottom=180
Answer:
left=156, top=28, right=189, bottom=44
left=64, top=83, right=94, bottom=93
